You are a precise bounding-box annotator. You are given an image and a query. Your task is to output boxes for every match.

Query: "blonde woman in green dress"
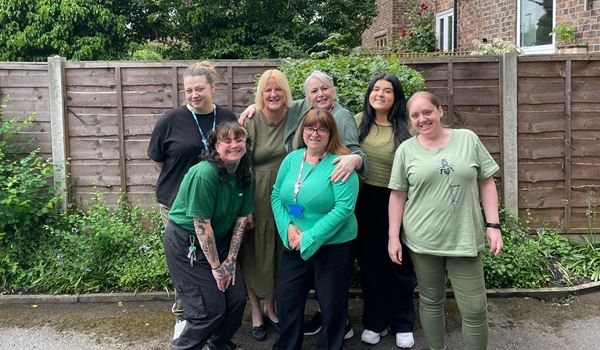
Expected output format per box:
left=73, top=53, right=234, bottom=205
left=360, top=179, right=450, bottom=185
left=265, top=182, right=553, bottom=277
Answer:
left=239, top=69, right=292, bottom=341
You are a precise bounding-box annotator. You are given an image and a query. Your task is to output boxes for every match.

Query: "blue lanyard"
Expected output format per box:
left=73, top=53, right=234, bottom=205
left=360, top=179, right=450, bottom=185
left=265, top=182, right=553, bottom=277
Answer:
left=190, top=104, right=216, bottom=148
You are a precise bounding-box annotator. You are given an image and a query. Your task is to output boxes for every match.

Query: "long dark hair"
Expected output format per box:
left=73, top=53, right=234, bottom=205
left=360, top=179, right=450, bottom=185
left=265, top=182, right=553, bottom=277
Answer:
left=358, top=73, right=411, bottom=149
left=200, top=122, right=252, bottom=188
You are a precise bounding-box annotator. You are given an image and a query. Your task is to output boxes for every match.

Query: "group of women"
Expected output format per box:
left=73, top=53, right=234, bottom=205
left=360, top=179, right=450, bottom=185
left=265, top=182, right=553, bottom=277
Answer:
left=149, top=60, right=503, bottom=350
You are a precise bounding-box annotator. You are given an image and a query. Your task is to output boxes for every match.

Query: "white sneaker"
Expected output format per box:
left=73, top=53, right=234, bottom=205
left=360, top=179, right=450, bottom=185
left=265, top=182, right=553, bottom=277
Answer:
left=360, top=328, right=388, bottom=345
left=395, top=332, right=415, bottom=348
left=173, top=320, right=186, bottom=340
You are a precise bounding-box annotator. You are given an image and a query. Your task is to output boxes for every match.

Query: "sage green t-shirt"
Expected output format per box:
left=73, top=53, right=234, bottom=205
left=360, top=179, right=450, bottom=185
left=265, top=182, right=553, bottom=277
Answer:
left=388, top=129, right=499, bottom=256
left=168, top=161, right=253, bottom=238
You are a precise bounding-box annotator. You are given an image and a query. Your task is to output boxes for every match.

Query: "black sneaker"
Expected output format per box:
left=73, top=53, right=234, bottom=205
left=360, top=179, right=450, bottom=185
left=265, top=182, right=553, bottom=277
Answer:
left=303, top=311, right=322, bottom=336
left=206, top=339, right=243, bottom=350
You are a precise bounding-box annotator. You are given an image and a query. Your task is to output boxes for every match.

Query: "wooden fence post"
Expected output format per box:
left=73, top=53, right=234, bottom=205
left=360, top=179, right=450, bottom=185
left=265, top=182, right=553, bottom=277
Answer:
left=48, top=56, right=68, bottom=210
left=502, top=53, right=519, bottom=216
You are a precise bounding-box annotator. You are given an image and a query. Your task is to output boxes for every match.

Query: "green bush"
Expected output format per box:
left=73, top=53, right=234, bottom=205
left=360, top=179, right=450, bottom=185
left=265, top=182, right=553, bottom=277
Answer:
left=22, top=195, right=171, bottom=294
left=280, top=55, right=425, bottom=114
left=483, top=207, right=577, bottom=289
left=0, top=113, right=64, bottom=289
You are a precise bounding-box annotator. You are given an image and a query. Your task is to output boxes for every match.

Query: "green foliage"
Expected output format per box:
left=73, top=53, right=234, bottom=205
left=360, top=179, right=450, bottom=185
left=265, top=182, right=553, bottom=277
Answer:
left=0, top=0, right=130, bottom=61
left=20, top=195, right=171, bottom=293
left=0, top=112, right=64, bottom=288
left=280, top=55, right=426, bottom=114
left=483, top=208, right=578, bottom=289
left=396, top=1, right=437, bottom=53
left=471, top=38, right=522, bottom=55
left=167, top=0, right=377, bottom=59
left=550, top=23, right=576, bottom=46
left=1, top=0, right=376, bottom=61
left=128, top=42, right=168, bottom=61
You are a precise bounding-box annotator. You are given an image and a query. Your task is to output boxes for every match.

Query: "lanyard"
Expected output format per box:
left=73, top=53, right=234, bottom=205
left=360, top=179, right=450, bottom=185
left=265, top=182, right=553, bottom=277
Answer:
left=190, top=104, right=216, bottom=148
left=293, top=150, right=326, bottom=203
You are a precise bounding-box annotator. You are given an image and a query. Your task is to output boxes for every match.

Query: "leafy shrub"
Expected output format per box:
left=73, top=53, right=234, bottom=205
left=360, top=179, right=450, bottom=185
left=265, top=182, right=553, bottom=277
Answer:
left=280, top=55, right=425, bottom=114
left=10, top=194, right=170, bottom=294
left=483, top=207, right=576, bottom=288
left=0, top=112, right=64, bottom=289
left=471, top=38, right=522, bottom=55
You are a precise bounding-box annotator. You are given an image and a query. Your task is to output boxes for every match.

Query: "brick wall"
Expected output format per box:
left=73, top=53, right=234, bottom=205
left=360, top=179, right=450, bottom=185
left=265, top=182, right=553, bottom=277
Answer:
left=556, top=0, right=600, bottom=52
left=362, top=0, right=600, bottom=53
left=436, top=0, right=453, bottom=11
left=362, top=0, right=407, bottom=47
left=457, top=0, right=516, bottom=52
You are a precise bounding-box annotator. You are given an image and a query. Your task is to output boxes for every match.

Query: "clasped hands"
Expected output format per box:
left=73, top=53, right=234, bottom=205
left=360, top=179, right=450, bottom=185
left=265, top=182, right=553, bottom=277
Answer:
left=287, top=224, right=303, bottom=251
left=211, top=257, right=236, bottom=292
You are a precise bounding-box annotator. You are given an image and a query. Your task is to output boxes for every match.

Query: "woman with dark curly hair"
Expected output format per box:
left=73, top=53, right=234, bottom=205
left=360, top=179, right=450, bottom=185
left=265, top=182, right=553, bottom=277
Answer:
left=164, top=122, right=253, bottom=350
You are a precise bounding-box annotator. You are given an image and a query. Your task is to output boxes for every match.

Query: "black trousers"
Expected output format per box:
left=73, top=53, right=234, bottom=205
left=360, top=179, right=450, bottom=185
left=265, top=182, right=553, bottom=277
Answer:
left=356, top=184, right=416, bottom=334
left=164, top=221, right=247, bottom=350
left=273, top=240, right=355, bottom=350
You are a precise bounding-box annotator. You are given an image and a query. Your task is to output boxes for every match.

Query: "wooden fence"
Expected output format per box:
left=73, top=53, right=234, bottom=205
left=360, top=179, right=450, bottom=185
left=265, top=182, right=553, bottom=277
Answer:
left=1, top=55, right=599, bottom=234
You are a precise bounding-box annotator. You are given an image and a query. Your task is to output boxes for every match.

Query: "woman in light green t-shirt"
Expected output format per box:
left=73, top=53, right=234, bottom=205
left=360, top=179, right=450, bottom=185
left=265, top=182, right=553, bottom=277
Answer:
left=388, top=91, right=503, bottom=350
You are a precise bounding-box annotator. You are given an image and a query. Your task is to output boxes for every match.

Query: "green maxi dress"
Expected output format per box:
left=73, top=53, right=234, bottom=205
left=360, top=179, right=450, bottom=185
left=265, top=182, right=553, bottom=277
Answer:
left=239, top=110, right=287, bottom=298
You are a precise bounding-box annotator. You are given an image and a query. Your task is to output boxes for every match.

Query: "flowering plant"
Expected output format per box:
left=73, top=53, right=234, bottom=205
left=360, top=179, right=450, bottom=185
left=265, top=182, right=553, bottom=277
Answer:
left=471, top=38, right=522, bottom=55
left=396, top=1, right=437, bottom=53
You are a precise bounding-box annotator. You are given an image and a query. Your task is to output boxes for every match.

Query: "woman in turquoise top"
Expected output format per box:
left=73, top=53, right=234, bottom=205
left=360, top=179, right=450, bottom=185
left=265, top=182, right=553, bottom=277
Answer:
left=271, top=109, right=359, bottom=350
left=164, top=122, right=253, bottom=350
left=388, top=91, right=503, bottom=350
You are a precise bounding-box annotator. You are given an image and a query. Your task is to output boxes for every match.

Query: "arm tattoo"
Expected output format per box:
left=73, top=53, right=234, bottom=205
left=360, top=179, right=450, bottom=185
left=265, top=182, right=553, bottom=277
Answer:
left=227, top=217, right=247, bottom=262
left=193, top=217, right=220, bottom=269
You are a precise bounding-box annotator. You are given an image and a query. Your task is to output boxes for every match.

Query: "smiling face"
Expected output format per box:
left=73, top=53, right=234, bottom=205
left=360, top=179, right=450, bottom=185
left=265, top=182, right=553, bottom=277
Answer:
left=306, top=77, right=335, bottom=110
left=407, top=95, right=444, bottom=136
left=302, top=122, right=330, bottom=155
left=368, top=79, right=395, bottom=114
left=262, top=77, right=286, bottom=113
left=184, top=75, right=214, bottom=113
left=215, top=131, right=247, bottom=164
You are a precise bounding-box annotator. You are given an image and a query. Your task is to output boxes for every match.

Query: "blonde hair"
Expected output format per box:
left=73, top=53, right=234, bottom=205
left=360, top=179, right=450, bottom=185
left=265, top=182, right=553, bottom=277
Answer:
left=183, top=61, right=218, bottom=85
left=255, top=69, right=293, bottom=111
left=298, top=109, right=350, bottom=156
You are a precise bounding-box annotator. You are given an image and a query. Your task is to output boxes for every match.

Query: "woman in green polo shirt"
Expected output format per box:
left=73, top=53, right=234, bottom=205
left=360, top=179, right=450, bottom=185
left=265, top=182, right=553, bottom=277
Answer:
left=388, top=91, right=503, bottom=350
left=164, top=122, right=253, bottom=350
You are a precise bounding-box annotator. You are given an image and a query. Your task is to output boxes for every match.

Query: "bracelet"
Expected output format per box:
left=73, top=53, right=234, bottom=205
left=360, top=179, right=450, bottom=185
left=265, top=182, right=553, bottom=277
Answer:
left=211, top=264, right=220, bottom=270
left=485, top=223, right=501, bottom=229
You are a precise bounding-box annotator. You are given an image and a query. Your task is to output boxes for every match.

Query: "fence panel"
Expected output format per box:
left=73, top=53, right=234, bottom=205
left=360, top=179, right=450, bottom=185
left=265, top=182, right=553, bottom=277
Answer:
left=1, top=56, right=599, bottom=234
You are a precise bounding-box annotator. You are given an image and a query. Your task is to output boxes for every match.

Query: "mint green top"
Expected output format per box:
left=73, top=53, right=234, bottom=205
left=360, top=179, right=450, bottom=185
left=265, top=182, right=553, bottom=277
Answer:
left=388, top=129, right=499, bottom=256
left=168, top=162, right=253, bottom=238
left=354, top=113, right=395, bottom=187
left=271, top=149, right=359, bottom=260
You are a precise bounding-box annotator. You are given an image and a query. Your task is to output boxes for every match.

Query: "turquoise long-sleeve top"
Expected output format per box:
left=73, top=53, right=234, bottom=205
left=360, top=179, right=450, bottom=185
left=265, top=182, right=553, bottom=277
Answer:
left=270, top=149, right=359, bottom=260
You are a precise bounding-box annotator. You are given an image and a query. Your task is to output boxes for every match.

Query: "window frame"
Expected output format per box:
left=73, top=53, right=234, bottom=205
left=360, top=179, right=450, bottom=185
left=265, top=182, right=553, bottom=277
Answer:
left=436, top=8, right=455, bottom=52
left=517, top=0, right=556, bottom=54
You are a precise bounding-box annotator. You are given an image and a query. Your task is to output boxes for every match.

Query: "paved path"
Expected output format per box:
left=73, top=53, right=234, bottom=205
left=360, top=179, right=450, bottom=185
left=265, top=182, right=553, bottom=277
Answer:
left=0, top=292, right=599, bottom=349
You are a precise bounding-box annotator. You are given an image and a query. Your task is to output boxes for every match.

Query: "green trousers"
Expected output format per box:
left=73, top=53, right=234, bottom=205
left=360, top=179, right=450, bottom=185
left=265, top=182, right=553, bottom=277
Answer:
left=409, top=251, right=488, bottom=350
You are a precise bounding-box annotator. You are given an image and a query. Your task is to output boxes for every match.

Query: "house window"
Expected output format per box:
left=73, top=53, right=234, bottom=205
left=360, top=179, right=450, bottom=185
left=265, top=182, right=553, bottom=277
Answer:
left=518, top=0, right=555, bottom=54
left=375, top=37, right=387, bottom=47
left=436, top=9, right=454, bottom=52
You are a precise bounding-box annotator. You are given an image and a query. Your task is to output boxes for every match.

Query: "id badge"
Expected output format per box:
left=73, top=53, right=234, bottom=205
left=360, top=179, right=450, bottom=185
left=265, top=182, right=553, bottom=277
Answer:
left=288, top=203, right=304, bottom=218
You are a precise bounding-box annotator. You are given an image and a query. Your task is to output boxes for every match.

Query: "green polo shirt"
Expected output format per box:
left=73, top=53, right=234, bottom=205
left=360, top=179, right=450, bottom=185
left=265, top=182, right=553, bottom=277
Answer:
left=168, top=161, right=253, bottom=238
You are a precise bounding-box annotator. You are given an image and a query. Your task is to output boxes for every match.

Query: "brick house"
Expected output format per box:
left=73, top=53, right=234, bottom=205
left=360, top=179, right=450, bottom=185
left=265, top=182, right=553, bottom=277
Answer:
left=361, top=0, right=600, bottom=54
